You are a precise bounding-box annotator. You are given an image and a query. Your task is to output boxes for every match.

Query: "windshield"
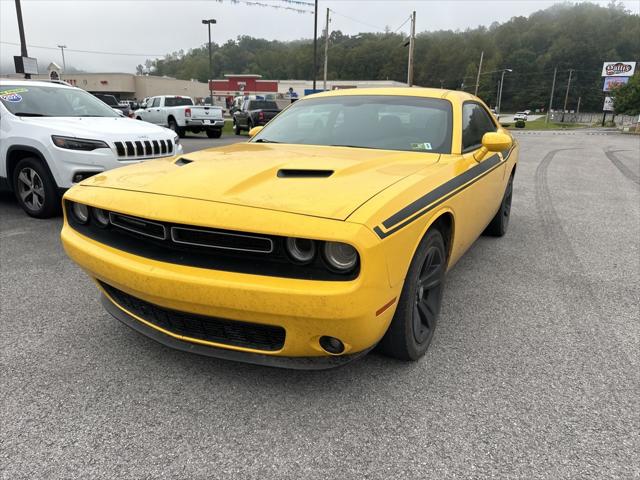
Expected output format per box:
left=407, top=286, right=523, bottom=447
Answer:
left=251, top=95, right=453, bottom=154
left=248, top=100, right=278, bottom=110
left=0, top=85, right=118, bottom=117
left=165, top=97, right=193, bottom=107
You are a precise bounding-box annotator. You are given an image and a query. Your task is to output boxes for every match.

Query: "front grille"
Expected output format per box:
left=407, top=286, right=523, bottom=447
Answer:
left=101, top=282, right=286, bottom=351
left=65, top=203, right=359, bottom=281
left=114, top=139, right=174, bottom=160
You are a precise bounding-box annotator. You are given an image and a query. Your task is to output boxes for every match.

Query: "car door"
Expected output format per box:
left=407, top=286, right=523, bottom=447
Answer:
left=236, top=100, right=250, bottom=127
left=145, top=97, right=162, bottom=124
left=450, top=101, right=508, bottom=250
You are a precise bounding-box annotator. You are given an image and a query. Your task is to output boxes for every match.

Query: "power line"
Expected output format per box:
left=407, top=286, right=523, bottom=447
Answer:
left=392, top=15, right=411, bottom=34
left=0, top=41, right=165, bottom=57
left=329, top=8, right=386, bottom=31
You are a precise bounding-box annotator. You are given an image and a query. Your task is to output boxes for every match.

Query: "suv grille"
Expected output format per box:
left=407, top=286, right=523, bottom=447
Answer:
left=114, top=139, right=174, bottom=159
left=101, top=282, right=286, bottom=351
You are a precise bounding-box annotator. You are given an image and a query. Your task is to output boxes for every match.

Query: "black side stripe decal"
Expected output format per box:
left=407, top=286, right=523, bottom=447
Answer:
left=374, top=153, right=506, bottom=239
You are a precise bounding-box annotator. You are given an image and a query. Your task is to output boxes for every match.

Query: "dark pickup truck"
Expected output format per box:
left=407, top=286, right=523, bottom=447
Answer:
left=232, top=99, right=280, bottom=135
left=93, top=93, right=132, bottom=118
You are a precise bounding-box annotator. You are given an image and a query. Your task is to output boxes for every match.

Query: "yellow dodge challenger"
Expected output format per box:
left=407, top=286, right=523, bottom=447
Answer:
left=61, top=88, right=517, bottom=369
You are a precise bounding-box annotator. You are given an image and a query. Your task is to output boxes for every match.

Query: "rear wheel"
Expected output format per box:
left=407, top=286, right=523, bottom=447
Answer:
left=378, top=228, right=447, bottom=361
left=12, top=157, right=60, bottom=218
left=483, top=173, right=513, bottom=237
left=168, top=119, right=185, bottom=138
left=206, top=128, right=222, bottom=138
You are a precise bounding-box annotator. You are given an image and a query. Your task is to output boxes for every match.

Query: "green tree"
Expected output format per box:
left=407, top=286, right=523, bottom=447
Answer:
left=611, top=74, right=640, bottom=115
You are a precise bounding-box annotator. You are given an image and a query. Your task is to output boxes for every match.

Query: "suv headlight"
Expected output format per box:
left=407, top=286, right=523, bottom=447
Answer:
left=173, top=135, right=180, bottom=145
left=52, top=136, right=109, bottom=151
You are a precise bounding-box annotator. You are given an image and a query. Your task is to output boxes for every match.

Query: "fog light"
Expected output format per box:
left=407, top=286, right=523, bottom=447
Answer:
left=319, top=336, right=345, bottom=355
left=70, top=202, right=89, bottom=224
left=93, top=208, right=110, bottom=227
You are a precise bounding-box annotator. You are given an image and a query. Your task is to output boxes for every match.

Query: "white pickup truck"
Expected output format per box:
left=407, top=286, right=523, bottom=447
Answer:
left=135, top=95, right=224, bottom=138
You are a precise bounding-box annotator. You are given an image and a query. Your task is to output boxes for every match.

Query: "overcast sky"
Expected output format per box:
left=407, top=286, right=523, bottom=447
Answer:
left=1, top=0, right=638, bottom=74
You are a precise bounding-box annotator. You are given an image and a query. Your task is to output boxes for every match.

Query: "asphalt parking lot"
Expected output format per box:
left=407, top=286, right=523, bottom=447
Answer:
left=1, top=131, right=638, bottom=479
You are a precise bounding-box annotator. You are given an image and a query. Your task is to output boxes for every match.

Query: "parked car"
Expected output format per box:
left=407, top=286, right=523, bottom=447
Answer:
left=119, top=99, right=139, bottom=111
left=514, top=112, right=528, bottom=121
left=93, top=93, right=132, bottom=118
left=135, top=95, right=224, bottom=138
left=233, top=99, right=281, bottom=135
left=0, top=80, right=182, bottom=218
left=61, top=88, right=518, bottom=368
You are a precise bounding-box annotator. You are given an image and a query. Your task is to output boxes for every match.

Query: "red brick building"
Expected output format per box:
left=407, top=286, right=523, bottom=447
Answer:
left=209, top=74, right=278, bottom=96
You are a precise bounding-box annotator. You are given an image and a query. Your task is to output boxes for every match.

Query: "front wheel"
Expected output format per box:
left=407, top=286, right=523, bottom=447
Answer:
left=12, top=157, right=60, bottom=218
left=378, top=228, right=447, bottom=361
left=206, top=128, right=222, bottom=139
left=168, top=119, right=185, bottom=138
left=233, top=119, right=242, bottom=135
left=483, top=173, right=513, bottom=237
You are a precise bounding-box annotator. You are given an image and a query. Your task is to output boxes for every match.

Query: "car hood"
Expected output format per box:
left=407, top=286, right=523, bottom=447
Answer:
left=82, top=143, right=440, bottom=220
left=20, top=116, right=174, bottom=138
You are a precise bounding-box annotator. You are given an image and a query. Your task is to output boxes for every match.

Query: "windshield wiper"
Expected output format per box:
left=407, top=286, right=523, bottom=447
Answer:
left=14, top=112, right=48, bottom=117
left=254, top=138, right=280, bottom=143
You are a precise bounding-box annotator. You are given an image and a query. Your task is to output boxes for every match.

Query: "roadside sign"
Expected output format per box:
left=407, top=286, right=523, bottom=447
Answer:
left=601, top=61, right=636, bottom=77
left=603, top=96, right=615, bottom=112
left=603, top=76, right=630, bottom=92
left=13, top=56, right=38, bottom=75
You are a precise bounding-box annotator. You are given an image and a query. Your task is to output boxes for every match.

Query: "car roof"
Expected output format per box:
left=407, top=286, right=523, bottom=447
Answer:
left=0, top=79, right=77, bottom=89
left=304, top=87, right=480, bottom=103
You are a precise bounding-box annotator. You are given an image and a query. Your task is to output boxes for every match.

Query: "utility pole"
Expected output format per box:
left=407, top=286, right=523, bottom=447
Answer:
left=576, top=96, right=581, bottom=115
left=57, top=45, right=67, bottom=72
left=474, top=51, right=484, bottom=96
left=496, top=68, right=512, bottom=115
left=323, top=8, right=330, bottom=91
left=440, top=79, right=444, bottom=89
left=561, top=68, right=574, bottom=122
left=15, top=0, right=29, bottom=79
left=312, top=0, right=318, bottom=90
left=407, top=11, right=416, bottom=87
left=202, top=19, right=216, bottom=107
left=545, top=66, right=557, bottom=125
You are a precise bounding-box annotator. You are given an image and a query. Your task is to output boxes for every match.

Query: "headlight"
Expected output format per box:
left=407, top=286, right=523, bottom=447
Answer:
left=52, top=136, right=109, bottom=151
left=69, top=201, right=90, bottom=224
left=285, top=237, right=316, bottom=264
left=173, top=135, right=180, bottom=145
left=323, top=242, right=358, bottom=272
left=92, top=208, right=110, bottom=227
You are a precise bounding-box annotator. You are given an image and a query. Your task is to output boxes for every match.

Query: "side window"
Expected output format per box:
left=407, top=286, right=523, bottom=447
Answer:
left=462, top=103, right=496, bottom=152
left=151, top=98, right=160, bottom=108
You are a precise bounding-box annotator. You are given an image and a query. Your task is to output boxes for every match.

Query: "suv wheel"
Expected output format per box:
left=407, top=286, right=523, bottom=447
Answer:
left=12, top=157, right=60, bottom=218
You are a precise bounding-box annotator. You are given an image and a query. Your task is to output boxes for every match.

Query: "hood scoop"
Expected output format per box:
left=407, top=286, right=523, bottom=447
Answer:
left=175, top=157, right=194, bottom=167
left=277, top=169, right=334, bottom=178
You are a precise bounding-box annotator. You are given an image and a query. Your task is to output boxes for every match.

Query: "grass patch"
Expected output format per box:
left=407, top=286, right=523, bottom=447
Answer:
left=505, top=117, right=587, bottom=131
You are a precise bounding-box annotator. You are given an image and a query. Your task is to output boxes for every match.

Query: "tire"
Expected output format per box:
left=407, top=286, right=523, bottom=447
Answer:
left=378, top=228, right=447, bottom=361
left=168, top=119, right=185, bottom=138
left=483, top=173, right=514, bottom=237
left=233, top=119, right=242, bottom=135
left=12, top=157, right=60, bottom=218
left=136, top=116, right=142, bottom=120
left=206, top=128, right=222, bottom=139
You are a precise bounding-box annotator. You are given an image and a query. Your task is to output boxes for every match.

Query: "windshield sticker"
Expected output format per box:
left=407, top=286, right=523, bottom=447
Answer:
left=411, top=142, right=432, bottom=151
left=0, top=93, right=23, bottom=103
left=0, top=88, right=28, bottom=96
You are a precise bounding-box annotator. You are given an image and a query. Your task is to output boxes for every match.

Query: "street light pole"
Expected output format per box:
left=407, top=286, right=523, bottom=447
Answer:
left=202, top=19, right=216, bottom=106
left=474, top=50, right=484, bottom=96
left=312, top=0, right=318, bottom=90
left=545, top=66, right=557, bottom=125
left=57, top=45, right=67, bottom=72
left=496, top=68, right=512, bottom=115
left=561, top=68, right=574, bottom=123
left=15, top=0, right=29, bottom=79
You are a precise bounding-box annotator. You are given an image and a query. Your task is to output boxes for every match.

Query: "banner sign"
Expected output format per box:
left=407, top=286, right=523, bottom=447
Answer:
left=603, top=76, right=630, bottom=92
left=601, top=61, right=636, bottom=77
left=603, top=96, right=614, bottom=112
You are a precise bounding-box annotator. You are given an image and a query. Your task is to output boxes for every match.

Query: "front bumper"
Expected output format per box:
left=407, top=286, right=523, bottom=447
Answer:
left=60, top=189, right=399, bottom=367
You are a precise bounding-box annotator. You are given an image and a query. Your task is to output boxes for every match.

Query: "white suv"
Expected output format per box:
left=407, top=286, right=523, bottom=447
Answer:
left=0, top=80, right=183, bottom=218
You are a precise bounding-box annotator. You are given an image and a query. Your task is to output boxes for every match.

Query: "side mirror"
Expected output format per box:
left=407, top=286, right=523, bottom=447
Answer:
left=481, top=131, right=512, bottom=152
left=140, top=103, right=147, bottom=109
left=248, top=126, right=264, bottom=138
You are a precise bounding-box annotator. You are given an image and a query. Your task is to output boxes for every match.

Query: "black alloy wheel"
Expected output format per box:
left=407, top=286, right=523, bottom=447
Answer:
left=378, top=228, right=447, bottom=361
